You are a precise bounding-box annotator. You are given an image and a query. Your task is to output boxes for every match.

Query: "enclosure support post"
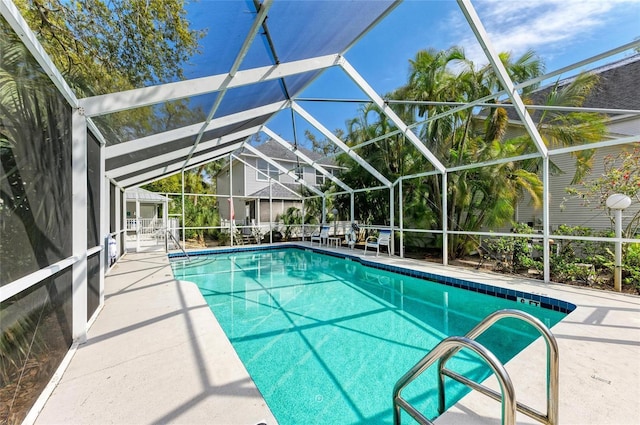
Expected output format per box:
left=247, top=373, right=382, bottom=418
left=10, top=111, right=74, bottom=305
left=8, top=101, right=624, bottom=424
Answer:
left=163, top=194, right=169, bottom=252
left=114, top=186, right=121, bottom=255
left=229, top=154, right=234, bottom=246
left=181, top=169, right=186, bottom=247
left=71, top=108, right=88, bottom=342
left=269, top=183, right=273, bottom=244
left=135, top=191, right=140, bottom=253
left=257, top=197, right=262, bottom=242
left=442, top=172, right=448, bottom=266
left=399, top=178, right=404, bottom=258
left=543, top=157, right=551, bottom=283
left=99, top=144, right=106, bottom=305
left=322, top=197, right=327, bottom=224
left=350, top=192, right=354, bottom=226
left=390, top=185, right=395, bottom=255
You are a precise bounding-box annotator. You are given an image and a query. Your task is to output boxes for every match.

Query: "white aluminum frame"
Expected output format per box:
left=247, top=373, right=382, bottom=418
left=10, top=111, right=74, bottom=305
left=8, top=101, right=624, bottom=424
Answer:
left=107, top=126, right=262, bottom=178
left=105, top=101, right=287, bottom=159
left=263, top=126, right=353, bottom=193
left=79, top=54, right=342, bottom=117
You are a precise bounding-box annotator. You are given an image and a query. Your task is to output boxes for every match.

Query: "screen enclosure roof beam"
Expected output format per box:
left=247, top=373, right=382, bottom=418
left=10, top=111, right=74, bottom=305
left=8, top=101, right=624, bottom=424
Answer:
left=79, top=54, right=341, bottom=117
left=242, top=143, right=324, bottom=197
left=105, top=100, right=288, bottom=159
left=119, top=142, right=244, bottom=188
left=262, top=126, right=353, bottom=193
left=0, top=0, right=78, bottom=108
left=181, top=0, right=274, bottom=173
left=457, top=0, right=549, bottom=158
left=339, top=57, right=446, bottom=175
left=107, top=125, right=262, bottom=179
left=291, top=101, right=392, bottom=188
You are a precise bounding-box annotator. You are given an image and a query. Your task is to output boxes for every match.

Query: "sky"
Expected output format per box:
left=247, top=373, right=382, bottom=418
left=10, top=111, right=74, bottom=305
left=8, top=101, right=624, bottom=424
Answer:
left=267, top=0, right=640, bottom=148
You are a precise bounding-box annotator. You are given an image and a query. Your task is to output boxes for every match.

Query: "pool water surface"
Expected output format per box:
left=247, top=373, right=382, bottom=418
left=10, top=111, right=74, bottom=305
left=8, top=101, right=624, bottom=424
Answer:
left=171, top=248, right=567, bottom=424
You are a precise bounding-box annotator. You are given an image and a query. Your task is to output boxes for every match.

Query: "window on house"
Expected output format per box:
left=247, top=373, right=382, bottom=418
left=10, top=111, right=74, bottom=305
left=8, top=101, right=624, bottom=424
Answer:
left=315, top=167, right=340, bottom=185
left=269, top=164, right=279, bottom=181
left=315, top=169, right=325, bottom=185
left=257, top=159, right=268, bottom=181
left=257, top=159, right=279, bottom=181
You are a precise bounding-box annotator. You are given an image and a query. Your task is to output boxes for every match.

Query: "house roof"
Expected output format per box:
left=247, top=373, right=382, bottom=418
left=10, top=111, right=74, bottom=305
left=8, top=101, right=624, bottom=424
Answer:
left=243, top=139, right=338, bottom=167
left=574, top=53, right=640, bottom=110
left=526, top=53, right=640, bottom=119
left=247, top=182, right=302, bottom=200
left=489, top=53, right=640, bottom=130
left=125, top=187, right=169, bottom=203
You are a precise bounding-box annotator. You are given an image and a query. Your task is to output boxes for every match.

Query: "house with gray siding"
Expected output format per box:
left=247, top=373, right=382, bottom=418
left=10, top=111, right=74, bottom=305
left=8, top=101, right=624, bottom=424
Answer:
left=216, top=140, right=340, bottom=226
left=515, top=54, right=640, bottom=232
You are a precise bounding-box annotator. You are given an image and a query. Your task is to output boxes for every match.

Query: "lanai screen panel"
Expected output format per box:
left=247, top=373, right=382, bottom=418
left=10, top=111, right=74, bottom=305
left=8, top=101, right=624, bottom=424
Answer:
left=206, top=1, right=397, bottom=121
left=0, top=16, right=73, bottom=285
left=100, top=0, right=396, bottom=185
left=265, top=1, right=395, bottom=63
left=117, top=141, right=245, bottom=187
left=214, top=80, right=290, bottom=118
left=92, top=92, right=218, bottom=146
left=182, top=1, right=274, bottom=79
left=105, top=114, right=274, bottom=174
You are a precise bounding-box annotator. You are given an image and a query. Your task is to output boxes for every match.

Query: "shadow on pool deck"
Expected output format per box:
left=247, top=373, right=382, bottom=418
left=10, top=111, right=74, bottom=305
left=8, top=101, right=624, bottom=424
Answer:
left=33, top=245, right=640, bottom=425
left=34, top=251, right=276, bottom=425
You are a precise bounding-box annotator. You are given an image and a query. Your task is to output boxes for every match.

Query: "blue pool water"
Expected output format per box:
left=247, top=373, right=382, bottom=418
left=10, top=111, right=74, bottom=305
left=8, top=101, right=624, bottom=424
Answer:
left=171, top=248, right=569, bottom=424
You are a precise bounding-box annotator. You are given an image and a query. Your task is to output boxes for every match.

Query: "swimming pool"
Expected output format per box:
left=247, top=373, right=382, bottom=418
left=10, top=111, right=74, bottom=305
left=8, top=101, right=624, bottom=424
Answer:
left=170, top=247, right=571, bottom=424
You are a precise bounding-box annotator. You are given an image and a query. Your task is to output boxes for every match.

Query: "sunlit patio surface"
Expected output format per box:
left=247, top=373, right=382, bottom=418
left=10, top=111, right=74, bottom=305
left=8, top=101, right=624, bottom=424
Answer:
left=34, top=243, right=640, bottom=425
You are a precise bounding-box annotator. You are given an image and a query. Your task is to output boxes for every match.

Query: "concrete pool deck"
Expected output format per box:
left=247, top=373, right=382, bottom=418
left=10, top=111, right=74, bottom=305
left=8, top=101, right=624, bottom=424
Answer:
left=33, top=244, right=640, bottom=424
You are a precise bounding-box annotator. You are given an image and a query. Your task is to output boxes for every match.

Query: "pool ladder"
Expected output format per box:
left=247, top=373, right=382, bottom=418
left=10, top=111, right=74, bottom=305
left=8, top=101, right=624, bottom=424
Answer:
left=165, top=229, right=190, bottom=261
left=393, top=309, right=559, bottom=425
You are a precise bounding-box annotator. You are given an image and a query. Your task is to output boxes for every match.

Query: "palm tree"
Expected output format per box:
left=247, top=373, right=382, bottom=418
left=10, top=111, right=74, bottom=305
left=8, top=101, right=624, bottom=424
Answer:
left=336, top=46, right=606, bottom=259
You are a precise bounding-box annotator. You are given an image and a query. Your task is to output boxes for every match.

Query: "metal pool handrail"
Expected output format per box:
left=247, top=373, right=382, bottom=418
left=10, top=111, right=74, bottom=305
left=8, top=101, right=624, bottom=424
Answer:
left=166, top=229, right=190, bottom=261
left=393, top=336, right=516, bottom=425
left=393, top=309, right=559, bottom=425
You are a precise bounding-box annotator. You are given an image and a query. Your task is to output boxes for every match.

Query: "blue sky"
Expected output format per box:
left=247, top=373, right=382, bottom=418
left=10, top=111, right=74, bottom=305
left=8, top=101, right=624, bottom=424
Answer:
left=268, top=0, right=640, bottom=148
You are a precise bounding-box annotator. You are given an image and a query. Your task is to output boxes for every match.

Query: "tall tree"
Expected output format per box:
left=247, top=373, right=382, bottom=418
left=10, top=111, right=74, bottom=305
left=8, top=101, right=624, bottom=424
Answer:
left=2, top=0, right=210, bottom=263
left=14, top=0, right=206, bottom=142
left=335, top=47, right=607, bottom=258
left=304, top=129, right=344, bottom=156
left=14, top=0, right=205, bottom=95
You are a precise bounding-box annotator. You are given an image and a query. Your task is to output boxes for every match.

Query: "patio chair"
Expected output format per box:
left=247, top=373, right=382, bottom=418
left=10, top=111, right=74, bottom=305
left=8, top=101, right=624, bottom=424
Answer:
left=344, top=228, right=357, bottom=250
left=311, top=225, right=330, bottom=246
left=364, top=229, right=391, bottom=256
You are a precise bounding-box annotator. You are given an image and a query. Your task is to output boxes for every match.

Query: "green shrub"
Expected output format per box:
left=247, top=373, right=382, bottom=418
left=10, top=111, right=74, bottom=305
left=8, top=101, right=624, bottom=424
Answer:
left=482, top=223, right=542, bottom=273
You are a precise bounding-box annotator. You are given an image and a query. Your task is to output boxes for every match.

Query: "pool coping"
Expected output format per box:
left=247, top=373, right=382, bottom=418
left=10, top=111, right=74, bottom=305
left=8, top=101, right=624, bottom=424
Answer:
left=35, top=243, right=640, bottom=425
left=170, top=244, right=576, bottom=314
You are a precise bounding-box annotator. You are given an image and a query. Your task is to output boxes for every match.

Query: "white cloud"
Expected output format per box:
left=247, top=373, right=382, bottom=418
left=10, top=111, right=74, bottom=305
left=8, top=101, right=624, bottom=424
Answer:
left=450, top=0, right=640, bottom=66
